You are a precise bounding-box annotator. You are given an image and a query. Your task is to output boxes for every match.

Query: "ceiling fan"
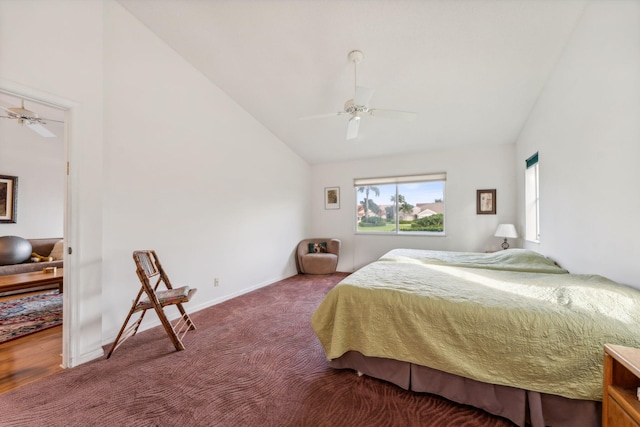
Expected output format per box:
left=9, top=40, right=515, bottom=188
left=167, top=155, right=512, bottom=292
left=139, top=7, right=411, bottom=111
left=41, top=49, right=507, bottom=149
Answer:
left=301, top=50, right=417, bottom=140
left=0, top=99, right=62, bottom=138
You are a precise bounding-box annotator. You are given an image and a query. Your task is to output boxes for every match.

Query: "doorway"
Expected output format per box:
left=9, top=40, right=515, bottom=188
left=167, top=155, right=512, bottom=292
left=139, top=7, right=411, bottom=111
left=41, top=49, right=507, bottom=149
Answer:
left=0, top=81, right=76, bottom=369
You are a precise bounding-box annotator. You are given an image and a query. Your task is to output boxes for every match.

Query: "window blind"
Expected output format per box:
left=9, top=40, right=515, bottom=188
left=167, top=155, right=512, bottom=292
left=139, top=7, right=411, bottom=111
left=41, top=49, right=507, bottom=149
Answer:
left=354, top=173, right=446, bottom=187
left=526, top=152, right=539, bottom=169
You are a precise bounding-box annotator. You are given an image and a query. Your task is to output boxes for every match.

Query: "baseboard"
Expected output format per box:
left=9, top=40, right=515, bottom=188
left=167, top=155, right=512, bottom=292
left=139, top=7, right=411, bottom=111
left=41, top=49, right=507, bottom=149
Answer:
left=66, top=347, right=105, bottom=368
left=102, top=273, right=295, bottom=347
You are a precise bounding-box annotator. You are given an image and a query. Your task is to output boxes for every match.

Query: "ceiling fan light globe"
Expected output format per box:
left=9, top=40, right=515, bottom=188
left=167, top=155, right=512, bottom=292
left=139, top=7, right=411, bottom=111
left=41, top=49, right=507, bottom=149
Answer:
left=344, top=99, right=355, bottom=113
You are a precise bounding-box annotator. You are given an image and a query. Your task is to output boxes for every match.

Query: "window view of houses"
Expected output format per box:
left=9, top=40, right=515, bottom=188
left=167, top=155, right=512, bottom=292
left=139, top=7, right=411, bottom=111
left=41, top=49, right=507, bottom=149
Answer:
left=356, top=180, right=445, bottom=233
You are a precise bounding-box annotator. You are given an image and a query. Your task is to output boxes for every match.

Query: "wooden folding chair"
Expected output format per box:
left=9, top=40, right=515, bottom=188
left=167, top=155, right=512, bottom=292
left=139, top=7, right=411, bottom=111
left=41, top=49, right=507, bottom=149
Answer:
left=107, top=250, right=197, bottom=358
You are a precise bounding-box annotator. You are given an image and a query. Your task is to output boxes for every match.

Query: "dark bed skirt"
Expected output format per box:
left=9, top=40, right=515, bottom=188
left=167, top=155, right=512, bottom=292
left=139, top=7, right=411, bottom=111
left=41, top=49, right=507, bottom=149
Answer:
left=329, top=351, right=601, bottom=427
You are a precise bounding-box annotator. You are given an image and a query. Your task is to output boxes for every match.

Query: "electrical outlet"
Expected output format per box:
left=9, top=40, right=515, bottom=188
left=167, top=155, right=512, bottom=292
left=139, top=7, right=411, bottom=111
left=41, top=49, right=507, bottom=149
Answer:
left=214, top=277, right=219, bottom=287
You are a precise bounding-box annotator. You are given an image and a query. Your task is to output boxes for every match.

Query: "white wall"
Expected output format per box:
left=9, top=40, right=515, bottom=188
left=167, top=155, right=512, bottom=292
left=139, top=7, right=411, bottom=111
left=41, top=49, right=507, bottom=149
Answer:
left=311, top=143, right=516, bottom=271
left=0, top=0, right=105, bottom=366
left=0, top=0, right=311, bottom=366
left=516, top=0, right=640, bottom=288
left=102, top=3, right=311, bottom=339
left=0, top=121, right=64, bottom=239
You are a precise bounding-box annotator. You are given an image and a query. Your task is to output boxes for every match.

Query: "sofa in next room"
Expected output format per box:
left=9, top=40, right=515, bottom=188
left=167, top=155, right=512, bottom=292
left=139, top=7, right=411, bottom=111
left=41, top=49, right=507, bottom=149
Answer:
left=0, top=237, right=64, bottom=276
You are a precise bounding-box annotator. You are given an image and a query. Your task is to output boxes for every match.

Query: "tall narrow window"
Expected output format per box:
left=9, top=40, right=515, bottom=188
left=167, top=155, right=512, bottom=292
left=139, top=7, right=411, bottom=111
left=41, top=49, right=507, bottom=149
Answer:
left=355, top=173, right=446, bottom=234
left=525, top=153, right=540, bottom=242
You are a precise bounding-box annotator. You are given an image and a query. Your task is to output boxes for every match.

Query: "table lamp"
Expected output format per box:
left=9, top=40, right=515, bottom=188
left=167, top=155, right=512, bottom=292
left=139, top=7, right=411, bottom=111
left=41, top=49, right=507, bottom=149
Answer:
left=495, top=224, right=518, bottom=250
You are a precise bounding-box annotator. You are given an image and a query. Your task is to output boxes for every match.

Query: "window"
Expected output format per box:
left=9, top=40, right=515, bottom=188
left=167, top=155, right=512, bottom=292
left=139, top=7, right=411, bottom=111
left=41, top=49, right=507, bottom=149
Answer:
left=525, top=153, right=539, bottom=242
left=355, top=173, right=446, bottom=234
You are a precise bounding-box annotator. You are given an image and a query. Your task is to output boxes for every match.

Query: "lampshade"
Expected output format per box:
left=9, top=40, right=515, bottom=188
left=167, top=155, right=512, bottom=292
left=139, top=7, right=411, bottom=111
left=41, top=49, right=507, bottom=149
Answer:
left=494, top=224, right=518, bottom=239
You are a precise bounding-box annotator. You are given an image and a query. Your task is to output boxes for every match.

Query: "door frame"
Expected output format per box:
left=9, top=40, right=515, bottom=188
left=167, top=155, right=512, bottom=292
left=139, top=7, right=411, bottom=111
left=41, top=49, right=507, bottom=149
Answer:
left=0, top=79, right=79, bottom=368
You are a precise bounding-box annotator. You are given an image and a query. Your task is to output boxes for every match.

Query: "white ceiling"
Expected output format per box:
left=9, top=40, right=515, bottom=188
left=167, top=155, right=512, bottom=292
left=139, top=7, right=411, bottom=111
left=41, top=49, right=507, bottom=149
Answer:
left=116, top=0, right=590, bottom=164
left=9, top=1, right=590, bottom=163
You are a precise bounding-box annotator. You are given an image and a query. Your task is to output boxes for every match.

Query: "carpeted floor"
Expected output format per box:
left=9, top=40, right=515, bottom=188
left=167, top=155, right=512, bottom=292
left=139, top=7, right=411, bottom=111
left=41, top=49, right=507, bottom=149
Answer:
left=0, top=273, right=514, bottom=426
left=0, top=290, right=62, bottom=344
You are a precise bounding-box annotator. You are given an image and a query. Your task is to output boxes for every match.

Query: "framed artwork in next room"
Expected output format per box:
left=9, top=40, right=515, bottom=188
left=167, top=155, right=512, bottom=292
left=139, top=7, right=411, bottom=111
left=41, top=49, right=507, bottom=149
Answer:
left=0, top=175, right=18, bottom=223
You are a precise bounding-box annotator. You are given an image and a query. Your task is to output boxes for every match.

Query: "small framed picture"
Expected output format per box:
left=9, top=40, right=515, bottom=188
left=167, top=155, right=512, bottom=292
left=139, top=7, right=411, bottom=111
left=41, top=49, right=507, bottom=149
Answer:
left=0, top=175, right=18, bottom=223
left=476, top=189, right=496, bottom=215
left=324, top=187, right=340, bottom=210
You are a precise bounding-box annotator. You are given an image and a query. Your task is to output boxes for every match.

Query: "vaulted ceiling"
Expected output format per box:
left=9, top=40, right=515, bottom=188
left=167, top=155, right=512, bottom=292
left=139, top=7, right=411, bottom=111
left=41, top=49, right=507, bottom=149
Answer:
left=5, top=1, right=590, bottom=164
left=117, top=0, right=589, bottom=164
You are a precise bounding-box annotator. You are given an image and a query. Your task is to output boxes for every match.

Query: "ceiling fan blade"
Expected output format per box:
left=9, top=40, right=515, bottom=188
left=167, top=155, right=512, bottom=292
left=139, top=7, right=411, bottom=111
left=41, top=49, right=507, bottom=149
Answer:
left=26, top=122, right=56, bottom=138
left=368, top=109, right=417, bottom=121
left=299, top=112, right=348, bottom=120
left=39, top=117, right=64, bottom=124
left=0, top=105, right=15, bottom=115
left=346, top=116, right=360, bottom=140
left=353, top=86, right=374, bottom=106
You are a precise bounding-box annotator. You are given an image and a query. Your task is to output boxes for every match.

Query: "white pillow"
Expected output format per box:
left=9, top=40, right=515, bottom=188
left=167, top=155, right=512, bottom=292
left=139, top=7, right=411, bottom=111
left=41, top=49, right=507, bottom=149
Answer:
left=49, top=240, right=64, bottom=260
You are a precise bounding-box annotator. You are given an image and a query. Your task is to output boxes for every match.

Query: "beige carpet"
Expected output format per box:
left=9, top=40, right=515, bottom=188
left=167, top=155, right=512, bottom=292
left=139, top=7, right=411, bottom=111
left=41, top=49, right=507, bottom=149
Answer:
left=0, top=273, right=513, bottom=426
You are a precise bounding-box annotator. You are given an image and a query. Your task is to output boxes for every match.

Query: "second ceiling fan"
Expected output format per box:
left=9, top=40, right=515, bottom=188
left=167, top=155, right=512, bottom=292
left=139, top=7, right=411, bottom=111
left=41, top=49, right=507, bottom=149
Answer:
left=0, top=99, right=62, bottom=138
left=301, top=50, right=417, bottom=140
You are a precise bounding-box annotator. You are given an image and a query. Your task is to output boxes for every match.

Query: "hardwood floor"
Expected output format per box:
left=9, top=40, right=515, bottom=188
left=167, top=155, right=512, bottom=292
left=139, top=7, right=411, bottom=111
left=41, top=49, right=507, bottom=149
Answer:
left=0, top=291, right=64, bottom=394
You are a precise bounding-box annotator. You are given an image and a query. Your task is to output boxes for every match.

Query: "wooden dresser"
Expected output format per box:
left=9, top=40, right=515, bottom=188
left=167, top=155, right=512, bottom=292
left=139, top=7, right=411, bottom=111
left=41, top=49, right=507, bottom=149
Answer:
left=604, top=344, right=640, bottom=426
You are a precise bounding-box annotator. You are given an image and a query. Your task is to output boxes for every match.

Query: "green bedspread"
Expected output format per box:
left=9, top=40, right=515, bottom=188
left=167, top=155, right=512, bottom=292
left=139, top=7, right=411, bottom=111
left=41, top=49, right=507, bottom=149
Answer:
left=311, top=251, right=640, bottom=401
left=379, top=248, right=568, bottom=274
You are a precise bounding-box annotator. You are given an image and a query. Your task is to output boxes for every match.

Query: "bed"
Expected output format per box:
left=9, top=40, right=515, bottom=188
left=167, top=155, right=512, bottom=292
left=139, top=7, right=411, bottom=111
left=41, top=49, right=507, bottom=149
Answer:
left=311, top=249, right=640, bottom=427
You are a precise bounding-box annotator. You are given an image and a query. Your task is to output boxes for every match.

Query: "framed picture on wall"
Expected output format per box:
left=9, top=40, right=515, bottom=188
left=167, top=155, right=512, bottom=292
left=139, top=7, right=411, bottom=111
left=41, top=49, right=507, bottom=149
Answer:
left=325, top=187, right=340, bottom=210
left=476, top=189, right=496, bottom=215
left=0, top=175, right=18, bottom=223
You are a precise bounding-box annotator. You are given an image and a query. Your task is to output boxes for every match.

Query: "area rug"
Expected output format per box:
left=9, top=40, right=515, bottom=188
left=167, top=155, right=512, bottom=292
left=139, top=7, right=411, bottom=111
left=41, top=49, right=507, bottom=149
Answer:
left=0, top=290, right=62, bottom=344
